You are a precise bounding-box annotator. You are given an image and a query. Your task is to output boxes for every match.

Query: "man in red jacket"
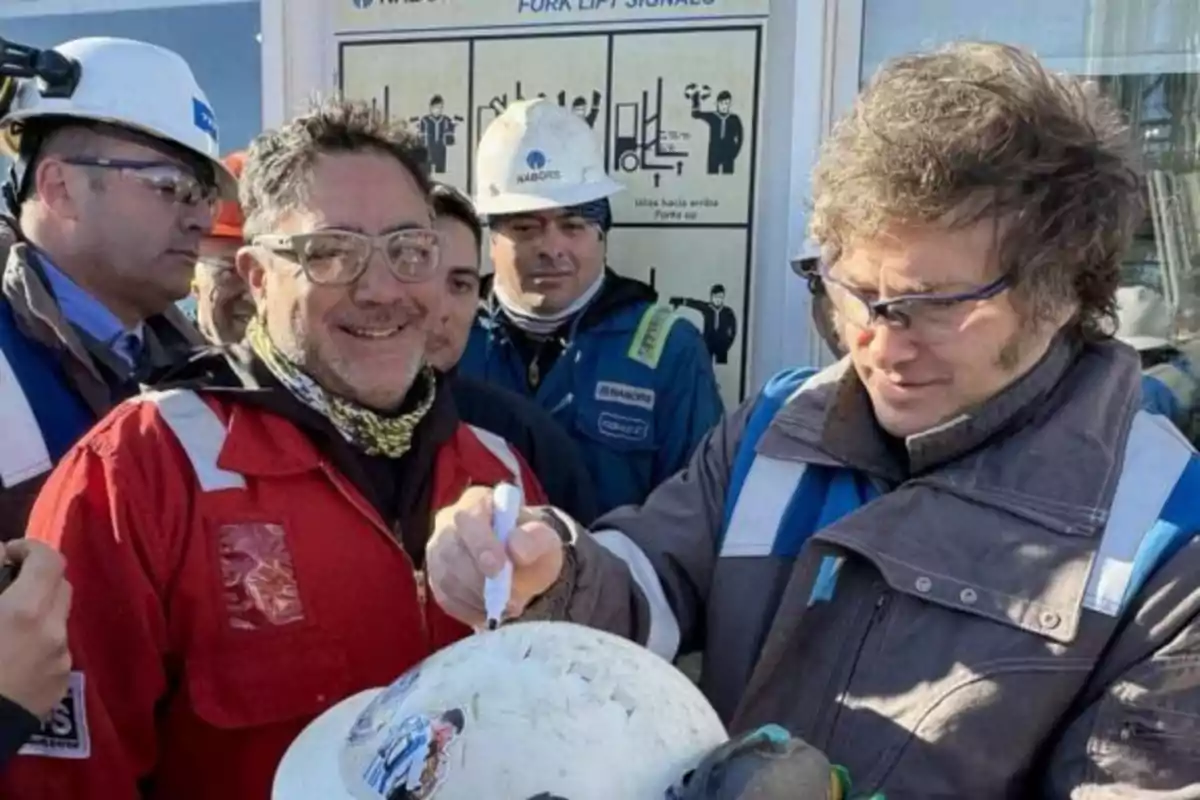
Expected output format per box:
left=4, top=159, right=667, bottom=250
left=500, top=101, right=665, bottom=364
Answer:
left=0, top=98, right=545, bottom=799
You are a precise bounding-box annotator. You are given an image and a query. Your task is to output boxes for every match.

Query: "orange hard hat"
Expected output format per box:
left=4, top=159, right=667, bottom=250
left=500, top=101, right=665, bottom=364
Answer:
left=209, top=151, right=245, bottom=240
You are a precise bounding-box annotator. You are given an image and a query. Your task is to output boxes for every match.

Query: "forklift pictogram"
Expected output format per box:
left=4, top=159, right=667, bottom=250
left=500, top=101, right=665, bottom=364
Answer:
left=475, top=81, right=604, bottom=143
left=613, top=78, right=691, bottom=188
left=476, top=80, right=543, bottom=140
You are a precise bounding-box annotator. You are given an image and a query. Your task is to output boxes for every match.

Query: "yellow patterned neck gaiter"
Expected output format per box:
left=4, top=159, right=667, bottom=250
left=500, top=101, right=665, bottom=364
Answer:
left=246, top=316, right=435, bottom=458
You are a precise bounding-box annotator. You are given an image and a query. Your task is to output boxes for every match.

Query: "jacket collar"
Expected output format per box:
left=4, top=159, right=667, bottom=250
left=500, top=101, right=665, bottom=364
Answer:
left=765, top=335, right=1144, bottom=537
left=219, top=398, right=326, bottom=477
left=771, top=334, right=1085, bottom=480
left=3, top=226, right=205, bottom=411
left=3, top=239, right=106, bottom=385
left=185, top=348, right=456, bottom=481
left=34, top=247, right=141, bottom=358
left=479, top=268, right=659, bottom=338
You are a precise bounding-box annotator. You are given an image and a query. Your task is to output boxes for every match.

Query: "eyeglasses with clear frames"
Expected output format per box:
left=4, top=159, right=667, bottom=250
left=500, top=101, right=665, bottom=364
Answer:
left=252, top=229, right=442, bottom=286
left=61, top=157, right=218, bottom=208
left=819, top=263, right=1012, bottom=343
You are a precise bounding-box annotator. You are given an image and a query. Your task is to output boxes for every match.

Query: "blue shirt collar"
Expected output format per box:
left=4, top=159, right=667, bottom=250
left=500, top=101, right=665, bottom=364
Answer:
left=35, top=250, right=144, bottom=365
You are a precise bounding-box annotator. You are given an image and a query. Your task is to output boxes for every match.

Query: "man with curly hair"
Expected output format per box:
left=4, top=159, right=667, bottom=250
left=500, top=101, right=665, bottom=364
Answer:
left=427, top=42, right=1200, bottom=797
left=0, top=98, right=547, bottom=800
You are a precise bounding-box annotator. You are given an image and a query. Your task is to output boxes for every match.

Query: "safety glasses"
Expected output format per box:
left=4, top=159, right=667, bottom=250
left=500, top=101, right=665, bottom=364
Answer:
left=820, top=263, right=1012, bottom=344
left=62, top=157, right=218, bottom=208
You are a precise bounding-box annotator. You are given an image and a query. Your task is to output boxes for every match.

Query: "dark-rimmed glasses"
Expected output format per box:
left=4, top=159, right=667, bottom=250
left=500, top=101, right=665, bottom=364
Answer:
left=820, top=263, right=1011, bottom=343
left=252, top=229, right=441, bottom=287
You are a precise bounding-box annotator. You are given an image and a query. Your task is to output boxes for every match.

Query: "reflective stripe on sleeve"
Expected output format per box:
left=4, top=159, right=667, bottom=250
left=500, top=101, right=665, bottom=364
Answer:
left=592, top=528, right=682, bottom=660
left=0, top=346, right=51, bottom=488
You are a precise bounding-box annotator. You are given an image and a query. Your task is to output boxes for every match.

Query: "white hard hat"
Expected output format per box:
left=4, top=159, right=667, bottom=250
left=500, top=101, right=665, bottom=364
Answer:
left=474, top=98, right=623, bottom=216
left=273, top=622, right=727, bottom=800
left=0, top=37, right=235, bottom=199
left=1116, top=285, right=1172, bottom=351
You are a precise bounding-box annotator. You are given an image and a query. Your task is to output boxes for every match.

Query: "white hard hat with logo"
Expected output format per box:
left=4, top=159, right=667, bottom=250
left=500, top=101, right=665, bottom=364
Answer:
left=1116, top=285, right=1173, bottom=351
left=0, top=37, right=236, bottom=199
left=474, top=97, right=624, bottom=216
left=273, top=621, right=728, bottom=800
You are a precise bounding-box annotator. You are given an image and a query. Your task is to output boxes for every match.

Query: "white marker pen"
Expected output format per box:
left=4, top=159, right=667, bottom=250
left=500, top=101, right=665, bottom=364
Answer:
left=483, top=482, right=522, bottom=631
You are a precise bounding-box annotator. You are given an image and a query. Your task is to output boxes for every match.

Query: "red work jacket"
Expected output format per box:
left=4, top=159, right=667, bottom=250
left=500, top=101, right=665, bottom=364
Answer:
left=0, top=387, right=544, bottom=799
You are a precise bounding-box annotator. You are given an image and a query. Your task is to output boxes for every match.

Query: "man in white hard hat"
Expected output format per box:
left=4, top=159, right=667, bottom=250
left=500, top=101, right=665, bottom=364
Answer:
left=1115, top=284, right=1199, bottom=442
left=428, top=182, right=600, bottom=524
left=0, top=37, right=232, bottom=542
left=460, top=98, right=723, bottom=515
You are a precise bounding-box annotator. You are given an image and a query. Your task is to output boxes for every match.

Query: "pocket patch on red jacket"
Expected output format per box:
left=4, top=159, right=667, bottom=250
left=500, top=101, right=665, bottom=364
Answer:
left=218, top=522, right=306, bottom=630
left=19, top=671, right=90, bottom=760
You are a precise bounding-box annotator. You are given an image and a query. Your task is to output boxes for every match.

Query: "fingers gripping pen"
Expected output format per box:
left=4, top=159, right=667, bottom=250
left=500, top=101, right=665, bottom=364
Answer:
left=483, top=482, right=522, bottom=631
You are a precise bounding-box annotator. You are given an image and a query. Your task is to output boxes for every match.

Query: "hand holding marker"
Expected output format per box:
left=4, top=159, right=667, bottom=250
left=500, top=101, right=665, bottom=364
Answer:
left=484, top=481, right=522, bottom=630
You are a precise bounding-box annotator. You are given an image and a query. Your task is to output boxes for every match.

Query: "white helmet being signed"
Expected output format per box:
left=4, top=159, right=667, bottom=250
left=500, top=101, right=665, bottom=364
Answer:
left=273, top=621, right=727, bottom=800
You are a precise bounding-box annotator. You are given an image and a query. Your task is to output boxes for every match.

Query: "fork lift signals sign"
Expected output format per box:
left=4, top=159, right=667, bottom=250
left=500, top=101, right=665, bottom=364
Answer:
left=338, top=0, right=766, bottom=409
left=336, top=0, right=769, bottom=31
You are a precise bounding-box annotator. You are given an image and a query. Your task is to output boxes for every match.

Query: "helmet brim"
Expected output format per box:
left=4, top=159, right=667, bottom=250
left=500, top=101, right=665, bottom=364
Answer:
left=474, top=177, right=624, bottom=217
left=207, top=222, right=244, bottom=240
left=0, top=109, right=237, bottom=201
left=272, top=688, right=380, bottom=800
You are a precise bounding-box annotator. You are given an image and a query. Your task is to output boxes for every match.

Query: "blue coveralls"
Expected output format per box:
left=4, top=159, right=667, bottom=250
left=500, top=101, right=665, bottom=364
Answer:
left=1140, top=350, right=1199, bottom=444
left=460, top=290, right=724, bottom=515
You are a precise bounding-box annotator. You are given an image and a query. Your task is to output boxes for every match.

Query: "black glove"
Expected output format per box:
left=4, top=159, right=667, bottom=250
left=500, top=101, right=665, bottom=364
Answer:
left=668, top=724, right=838, bottom=800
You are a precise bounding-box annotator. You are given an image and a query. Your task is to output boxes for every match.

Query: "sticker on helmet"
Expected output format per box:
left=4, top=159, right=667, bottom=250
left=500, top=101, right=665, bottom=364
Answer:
left=361, top=708, right=465, bottom=799
left=193, top=97, right=219, bottom=141
left=348, top=666, right=423, bottom=747
left=516, top=148, right=561, bottom=185
left=526, top=150, right=547, bottom=170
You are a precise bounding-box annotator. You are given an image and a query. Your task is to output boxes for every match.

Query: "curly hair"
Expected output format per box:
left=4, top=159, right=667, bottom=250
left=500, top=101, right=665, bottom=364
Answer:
left=240, top=96, right=431, bottom=238
left=809, top=41, right=1144, bottom=338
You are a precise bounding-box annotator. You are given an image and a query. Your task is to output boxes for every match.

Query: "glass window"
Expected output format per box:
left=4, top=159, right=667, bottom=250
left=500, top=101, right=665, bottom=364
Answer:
left=861, top=0, right=1200, bottom=346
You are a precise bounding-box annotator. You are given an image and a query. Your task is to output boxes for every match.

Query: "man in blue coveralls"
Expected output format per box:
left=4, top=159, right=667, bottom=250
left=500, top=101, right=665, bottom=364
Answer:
left=459, top=98, right=723, bottom=515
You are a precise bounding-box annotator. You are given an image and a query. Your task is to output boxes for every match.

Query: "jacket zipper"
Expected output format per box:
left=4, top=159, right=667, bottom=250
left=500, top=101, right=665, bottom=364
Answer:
left=815, top=589, right=890, bottom=747
left=318, top=463, right=431, bottom=647
left=548, top=392, right=574, bottom=416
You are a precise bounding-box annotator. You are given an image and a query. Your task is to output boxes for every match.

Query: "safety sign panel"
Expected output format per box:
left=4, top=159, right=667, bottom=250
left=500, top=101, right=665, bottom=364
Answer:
left=336, top=0, right=770, bottom=34
left=342, top=40, right=472, bottom=189
left=608, top=30, right=757, bottom=227
left=608, top=228, right=747, bottom=397
left=338, top=10, right=766, bottom=408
